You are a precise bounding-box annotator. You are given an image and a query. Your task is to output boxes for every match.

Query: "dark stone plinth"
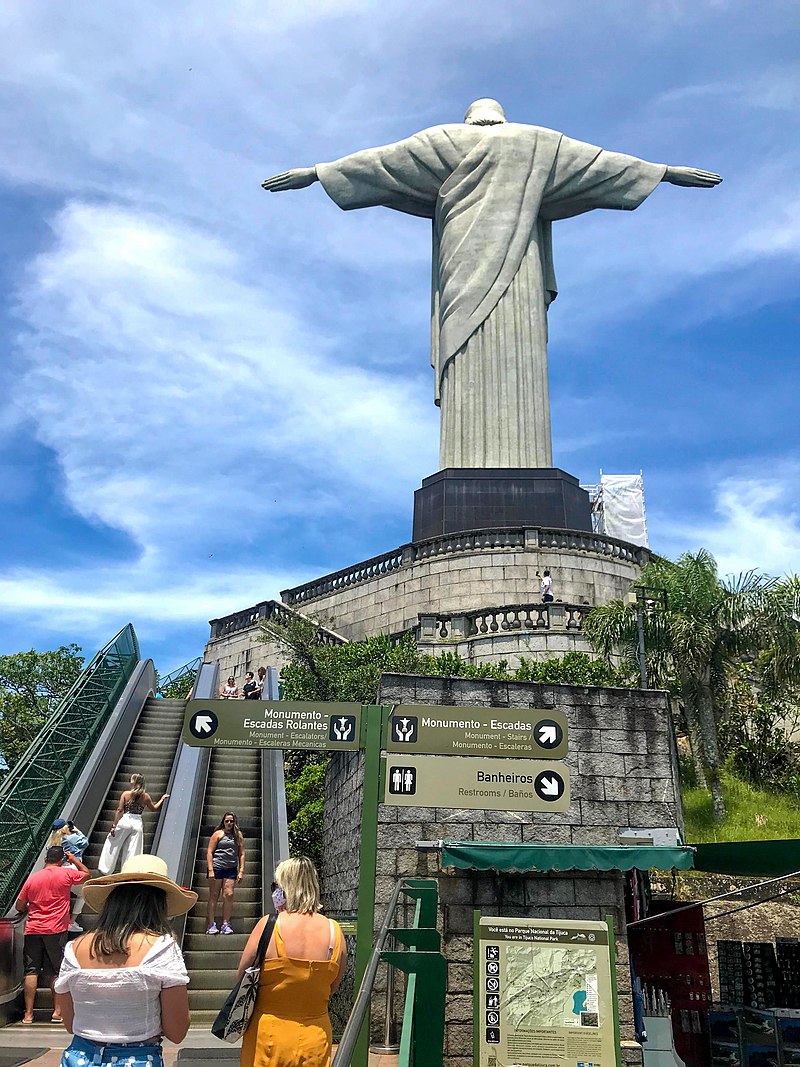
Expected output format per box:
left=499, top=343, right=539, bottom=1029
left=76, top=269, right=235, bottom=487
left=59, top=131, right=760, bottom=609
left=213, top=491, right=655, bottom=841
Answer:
left=412, top=467, right=593, bottom=542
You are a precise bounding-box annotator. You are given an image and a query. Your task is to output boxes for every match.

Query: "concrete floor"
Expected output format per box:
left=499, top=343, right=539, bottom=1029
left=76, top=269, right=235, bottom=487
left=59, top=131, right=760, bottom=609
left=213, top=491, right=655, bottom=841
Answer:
left=2, top=1026, right=399, bottom=1067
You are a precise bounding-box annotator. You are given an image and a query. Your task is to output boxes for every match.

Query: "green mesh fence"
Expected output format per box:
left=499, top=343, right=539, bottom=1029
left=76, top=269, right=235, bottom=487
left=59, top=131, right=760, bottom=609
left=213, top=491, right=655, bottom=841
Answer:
left=0, top=624, right=140, bottom=912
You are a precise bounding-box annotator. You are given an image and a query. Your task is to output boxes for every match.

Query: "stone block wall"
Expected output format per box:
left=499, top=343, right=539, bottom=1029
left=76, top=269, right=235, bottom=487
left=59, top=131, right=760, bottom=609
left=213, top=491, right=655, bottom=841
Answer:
left=322, top=673, right=683, bottom=1067
left=289, top=545, right=641, bottom=641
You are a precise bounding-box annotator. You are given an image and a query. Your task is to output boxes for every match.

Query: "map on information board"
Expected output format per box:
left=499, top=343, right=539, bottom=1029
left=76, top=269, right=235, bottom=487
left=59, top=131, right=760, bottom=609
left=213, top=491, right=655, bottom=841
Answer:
left=476, top=916, right=617, bottom=1067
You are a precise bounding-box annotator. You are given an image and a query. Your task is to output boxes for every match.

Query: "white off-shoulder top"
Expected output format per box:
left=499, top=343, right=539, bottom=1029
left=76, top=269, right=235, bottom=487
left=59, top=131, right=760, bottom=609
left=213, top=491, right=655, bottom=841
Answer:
left=54, top=934, right=189, bottom=1042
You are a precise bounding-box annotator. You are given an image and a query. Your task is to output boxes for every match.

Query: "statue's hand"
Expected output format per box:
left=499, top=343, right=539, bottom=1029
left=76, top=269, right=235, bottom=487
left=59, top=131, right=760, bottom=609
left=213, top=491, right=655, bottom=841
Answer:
left=663, top=166, right=722, bottom=188
left=261, top=167, right=318, bottom=192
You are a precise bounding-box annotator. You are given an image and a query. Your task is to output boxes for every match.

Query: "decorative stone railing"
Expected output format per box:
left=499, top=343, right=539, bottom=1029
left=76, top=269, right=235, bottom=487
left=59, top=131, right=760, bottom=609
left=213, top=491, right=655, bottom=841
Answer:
left=208, top=600, right=347, bottom=645
left=417, top=602, right=593, bottom=641
left=281, top=526, right=649, bottom=605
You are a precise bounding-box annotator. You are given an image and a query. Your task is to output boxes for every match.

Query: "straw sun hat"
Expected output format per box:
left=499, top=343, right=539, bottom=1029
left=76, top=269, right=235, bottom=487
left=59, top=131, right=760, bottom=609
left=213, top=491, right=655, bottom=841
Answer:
left=83, top=854, right=198, bottom=918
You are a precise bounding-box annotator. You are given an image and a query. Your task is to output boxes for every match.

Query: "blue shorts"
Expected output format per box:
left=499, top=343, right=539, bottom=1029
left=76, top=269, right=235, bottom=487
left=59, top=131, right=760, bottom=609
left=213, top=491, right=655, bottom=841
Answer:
left=214, top=867, right=238, bottom=880
left=62, top=1035, right=163, bottom=1067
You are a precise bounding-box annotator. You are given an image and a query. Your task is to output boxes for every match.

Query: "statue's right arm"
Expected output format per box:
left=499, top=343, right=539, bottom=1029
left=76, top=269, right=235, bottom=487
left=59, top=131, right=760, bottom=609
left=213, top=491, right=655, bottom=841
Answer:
left=261, top=166, right=319, bottom=192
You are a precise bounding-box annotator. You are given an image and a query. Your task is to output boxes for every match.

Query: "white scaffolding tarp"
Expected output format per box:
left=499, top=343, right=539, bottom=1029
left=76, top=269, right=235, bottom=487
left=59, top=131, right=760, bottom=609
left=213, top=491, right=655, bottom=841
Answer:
left=600, top=474, right=648, bottom=547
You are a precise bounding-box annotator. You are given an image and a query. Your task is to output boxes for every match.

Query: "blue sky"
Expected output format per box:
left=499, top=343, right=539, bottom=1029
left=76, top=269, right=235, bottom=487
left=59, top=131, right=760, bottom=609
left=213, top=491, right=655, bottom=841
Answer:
left=1, top=1, right=799, bottom=675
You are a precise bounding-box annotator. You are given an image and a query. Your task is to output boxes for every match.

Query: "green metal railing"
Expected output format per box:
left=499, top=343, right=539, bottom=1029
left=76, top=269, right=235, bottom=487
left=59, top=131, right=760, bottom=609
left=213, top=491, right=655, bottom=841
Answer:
left=0, top=624, right=140, bottom=912
left=155, top=656, right=201, bottom=696
left=332, top=878, right=446, bottom=1067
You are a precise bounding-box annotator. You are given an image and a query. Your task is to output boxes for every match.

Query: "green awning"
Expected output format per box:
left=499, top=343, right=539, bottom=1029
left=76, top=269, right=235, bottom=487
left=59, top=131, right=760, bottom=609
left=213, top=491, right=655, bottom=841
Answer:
left=441, top=841, right=695, bottom=874
left=692, top=839, right=800, bottom=878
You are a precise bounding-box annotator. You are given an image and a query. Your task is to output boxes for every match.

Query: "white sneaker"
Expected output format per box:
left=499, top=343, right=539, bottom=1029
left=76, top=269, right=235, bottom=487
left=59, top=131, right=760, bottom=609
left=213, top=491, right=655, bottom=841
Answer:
left=68, top=922, right=83, bottom=933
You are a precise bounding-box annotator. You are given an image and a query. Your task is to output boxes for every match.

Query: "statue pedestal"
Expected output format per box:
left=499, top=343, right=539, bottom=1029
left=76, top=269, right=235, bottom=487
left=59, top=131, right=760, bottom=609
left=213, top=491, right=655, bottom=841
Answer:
left=412, top=467, right=592, bottom=542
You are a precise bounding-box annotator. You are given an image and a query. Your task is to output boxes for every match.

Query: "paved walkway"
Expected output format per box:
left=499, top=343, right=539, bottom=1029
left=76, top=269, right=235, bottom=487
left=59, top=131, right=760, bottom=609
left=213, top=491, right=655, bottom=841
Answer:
left=3, top=1027, right=399, bottom=1067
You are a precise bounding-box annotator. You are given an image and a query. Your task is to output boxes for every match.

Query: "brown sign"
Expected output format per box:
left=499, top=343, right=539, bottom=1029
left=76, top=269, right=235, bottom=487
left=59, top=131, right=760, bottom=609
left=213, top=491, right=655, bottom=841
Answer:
left=383, top=753, right=569, bottom=812
left=183, top=699, right=361, bottom=751
left=386, top=705, right=567, bottom=759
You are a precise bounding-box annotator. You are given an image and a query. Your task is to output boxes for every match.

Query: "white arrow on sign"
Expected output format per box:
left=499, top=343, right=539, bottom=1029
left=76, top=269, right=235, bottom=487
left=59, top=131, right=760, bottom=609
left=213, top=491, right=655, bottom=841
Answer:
left=539, top=775, right=561, bottom=796
left=194, top=715, right=214, bottom=734
left=537, top=725, right=558, bottom=745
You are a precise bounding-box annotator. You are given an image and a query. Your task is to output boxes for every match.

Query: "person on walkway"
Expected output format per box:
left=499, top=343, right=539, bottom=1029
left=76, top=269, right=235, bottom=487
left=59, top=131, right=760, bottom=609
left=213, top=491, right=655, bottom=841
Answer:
left=54, top=854, right=196, bottom=1067
left=242, top=671, right=258, bottom=699
left=98, top=774, right=169, bottom=875
left=255, top=666, right=267, bottom=699
left=538, top=568, right=554, bottom=602
left=237, top=857, right=346, bottom=1067
left=49, top=819, right=91, bottom=933
left=220, top=676, right=239, bottom=698
left=15, top=845, right=90, bottom=1024
left=206, top=812, right=245, bottom=935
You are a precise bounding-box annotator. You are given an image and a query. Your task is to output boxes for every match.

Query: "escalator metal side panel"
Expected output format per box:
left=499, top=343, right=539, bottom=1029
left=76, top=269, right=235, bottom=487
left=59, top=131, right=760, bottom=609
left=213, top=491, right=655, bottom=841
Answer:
left=153, top=661, right=218, bottom=946
left=261, top=668, right=290, bottom=913
left=0, top=658, right=156, bottom=1027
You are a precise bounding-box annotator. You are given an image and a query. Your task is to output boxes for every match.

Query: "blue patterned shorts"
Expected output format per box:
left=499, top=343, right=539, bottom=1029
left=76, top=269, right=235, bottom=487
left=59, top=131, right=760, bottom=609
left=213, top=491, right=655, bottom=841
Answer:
left=61, top=1035, right=164, bottom=1067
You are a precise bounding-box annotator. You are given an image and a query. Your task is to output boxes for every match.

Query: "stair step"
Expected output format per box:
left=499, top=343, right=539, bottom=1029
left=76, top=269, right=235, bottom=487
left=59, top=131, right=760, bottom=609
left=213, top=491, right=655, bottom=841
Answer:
left=183, top=950, right=244, bottom=969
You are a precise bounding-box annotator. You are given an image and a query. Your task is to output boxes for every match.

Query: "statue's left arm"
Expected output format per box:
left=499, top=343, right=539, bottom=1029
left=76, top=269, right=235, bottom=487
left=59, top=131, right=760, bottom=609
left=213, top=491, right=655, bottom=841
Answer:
left=540, top=133, right=721, bottom=220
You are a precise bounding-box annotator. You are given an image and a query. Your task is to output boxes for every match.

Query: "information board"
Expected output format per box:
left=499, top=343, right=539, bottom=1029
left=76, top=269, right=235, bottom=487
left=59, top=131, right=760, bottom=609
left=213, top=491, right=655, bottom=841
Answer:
left=476, top=916, right=617, bottom=1067
left=182, top=699, right=361, bottom=751
left=386, top=704, right=568, bottom=759
left=383, top=754, right=569, bottom=812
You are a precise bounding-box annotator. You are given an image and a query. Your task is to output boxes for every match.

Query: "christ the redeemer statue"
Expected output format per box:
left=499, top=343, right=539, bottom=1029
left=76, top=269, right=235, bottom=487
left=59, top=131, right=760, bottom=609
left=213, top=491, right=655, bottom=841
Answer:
left=263, top=99, right=721, bottom=470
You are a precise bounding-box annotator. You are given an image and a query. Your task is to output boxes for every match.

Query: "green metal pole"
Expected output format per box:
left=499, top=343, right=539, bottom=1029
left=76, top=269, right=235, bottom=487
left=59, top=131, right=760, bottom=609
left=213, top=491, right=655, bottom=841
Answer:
left=473, top=910, right=480, bottom=1067
left=606, top=915, right=622, bottom=1067
left=351, top=705, right=386, bottom=1067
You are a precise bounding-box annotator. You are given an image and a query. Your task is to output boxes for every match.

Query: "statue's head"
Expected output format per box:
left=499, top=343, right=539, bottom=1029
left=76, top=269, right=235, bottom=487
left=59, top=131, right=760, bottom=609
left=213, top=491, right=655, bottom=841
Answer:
left=464, top=98, right=506, bottom=126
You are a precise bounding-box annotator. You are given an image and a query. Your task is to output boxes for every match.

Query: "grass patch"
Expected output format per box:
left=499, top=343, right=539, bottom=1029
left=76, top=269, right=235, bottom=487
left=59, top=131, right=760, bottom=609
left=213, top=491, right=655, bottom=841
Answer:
left=684, top=771, right=800, bottom=843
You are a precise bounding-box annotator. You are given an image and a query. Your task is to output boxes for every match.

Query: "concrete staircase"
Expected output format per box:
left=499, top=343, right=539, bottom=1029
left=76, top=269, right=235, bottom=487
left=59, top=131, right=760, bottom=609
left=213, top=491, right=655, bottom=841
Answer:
left=28, top=697, right=186, bottom=1023
left=183, top=747, right=264, bottom=1027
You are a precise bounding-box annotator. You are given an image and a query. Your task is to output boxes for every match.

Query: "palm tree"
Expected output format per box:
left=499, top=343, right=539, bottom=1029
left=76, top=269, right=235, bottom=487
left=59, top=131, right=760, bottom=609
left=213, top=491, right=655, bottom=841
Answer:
left=584, top=550, right=800, bottom=823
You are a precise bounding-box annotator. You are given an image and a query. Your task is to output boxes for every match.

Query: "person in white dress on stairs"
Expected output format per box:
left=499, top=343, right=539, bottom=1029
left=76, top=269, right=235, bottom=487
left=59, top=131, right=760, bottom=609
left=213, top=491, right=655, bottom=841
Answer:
left=98, top=774, right=169, bottom=875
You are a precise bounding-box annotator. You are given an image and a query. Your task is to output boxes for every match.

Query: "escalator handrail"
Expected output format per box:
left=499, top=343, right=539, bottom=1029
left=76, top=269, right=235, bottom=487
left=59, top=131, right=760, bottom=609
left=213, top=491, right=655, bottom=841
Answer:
left=151, top=661, right=218, bottom=944
left=0, top=624, right=141, bottom=913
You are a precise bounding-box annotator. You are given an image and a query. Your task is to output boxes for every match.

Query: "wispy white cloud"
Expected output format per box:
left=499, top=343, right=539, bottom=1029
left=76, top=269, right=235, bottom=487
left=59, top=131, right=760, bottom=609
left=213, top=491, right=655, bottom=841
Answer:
left=656, top=466, right=800, bottom=579
left=13, top=201, right=436, bottom=561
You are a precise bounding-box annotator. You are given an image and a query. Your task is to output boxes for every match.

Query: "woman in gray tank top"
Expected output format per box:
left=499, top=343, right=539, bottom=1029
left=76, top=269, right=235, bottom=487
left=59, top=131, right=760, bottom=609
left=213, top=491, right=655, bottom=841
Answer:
left=206, top=812, right=246, bottom=935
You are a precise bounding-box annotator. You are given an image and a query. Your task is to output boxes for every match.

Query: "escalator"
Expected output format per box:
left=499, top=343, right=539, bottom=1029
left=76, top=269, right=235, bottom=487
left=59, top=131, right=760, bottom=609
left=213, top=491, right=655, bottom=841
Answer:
left=82, top=698, right=186, bottom=872
left=182, top=746, right=265, bottom=1027
left=28, top=697, right=185, bottom=1022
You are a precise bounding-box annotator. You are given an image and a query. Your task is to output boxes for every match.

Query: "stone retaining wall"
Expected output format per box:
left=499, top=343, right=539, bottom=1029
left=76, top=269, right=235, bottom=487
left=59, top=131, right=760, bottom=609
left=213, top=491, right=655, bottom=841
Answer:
left=322, top=673, right=683, bottom=1067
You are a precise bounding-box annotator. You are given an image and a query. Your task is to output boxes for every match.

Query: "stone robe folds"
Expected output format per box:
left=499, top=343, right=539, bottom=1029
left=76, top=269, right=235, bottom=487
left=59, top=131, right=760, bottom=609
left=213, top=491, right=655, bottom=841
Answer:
left=317, top=123, right=665, bottom=469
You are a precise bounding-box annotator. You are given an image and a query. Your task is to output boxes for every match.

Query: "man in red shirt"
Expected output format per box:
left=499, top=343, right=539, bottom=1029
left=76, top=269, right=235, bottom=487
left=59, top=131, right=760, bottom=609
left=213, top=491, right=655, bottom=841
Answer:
left=15, top=844, right=90, bottom=1024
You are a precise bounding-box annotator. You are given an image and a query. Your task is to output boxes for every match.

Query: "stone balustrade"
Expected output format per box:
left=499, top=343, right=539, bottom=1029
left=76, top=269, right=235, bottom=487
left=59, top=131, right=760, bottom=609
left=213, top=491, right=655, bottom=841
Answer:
left=208, top=599, right=346, bottom=645
left=417, top=601, right=593, bottom=641
left=281, top=526, right=649, bottom=605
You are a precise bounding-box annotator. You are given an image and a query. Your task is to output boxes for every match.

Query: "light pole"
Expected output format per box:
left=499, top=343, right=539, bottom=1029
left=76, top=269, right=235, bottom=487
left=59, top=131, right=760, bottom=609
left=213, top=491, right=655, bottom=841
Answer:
left=625, top=585, right=668, bottom=689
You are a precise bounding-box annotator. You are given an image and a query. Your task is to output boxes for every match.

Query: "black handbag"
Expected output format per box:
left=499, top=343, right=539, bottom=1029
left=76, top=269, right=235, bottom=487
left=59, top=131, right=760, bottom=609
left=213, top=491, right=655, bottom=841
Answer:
left=211, top=916, right=276, bottom=1043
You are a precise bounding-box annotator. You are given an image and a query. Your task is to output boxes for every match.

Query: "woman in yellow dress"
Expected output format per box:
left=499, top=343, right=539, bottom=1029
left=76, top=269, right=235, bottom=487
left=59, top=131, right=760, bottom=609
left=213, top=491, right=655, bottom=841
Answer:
left=237, top=857, right=346, bottom=1067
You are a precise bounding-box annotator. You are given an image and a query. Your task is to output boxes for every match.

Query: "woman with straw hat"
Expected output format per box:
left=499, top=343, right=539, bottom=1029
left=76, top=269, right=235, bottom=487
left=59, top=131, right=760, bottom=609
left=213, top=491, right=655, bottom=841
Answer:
left=53, top=855, right=197, bottom=1067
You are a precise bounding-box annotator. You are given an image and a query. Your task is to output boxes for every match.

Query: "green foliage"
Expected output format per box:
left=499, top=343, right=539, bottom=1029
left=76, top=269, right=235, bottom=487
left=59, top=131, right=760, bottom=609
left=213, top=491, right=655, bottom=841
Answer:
left=717, top=672, right=800, bottom=792
left=284, top=758, right=327, bottom=866
left=0, top=645, right=84, bottom=773
left=584, top=550, right=800, bottom=822
left=684, top=769, right=800, bottom=843
left=159, top=668, right=198, bottom=699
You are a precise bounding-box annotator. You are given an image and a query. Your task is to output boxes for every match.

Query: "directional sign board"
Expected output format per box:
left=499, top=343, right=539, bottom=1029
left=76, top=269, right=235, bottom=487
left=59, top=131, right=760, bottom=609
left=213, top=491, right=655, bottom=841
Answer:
left=383, top=754, right=569, bottom=812
left=386, top=704, right=567, bottom=759
left=183, top=699, right=361, bottom=751
left=476, top=916, right=616, bottom=1067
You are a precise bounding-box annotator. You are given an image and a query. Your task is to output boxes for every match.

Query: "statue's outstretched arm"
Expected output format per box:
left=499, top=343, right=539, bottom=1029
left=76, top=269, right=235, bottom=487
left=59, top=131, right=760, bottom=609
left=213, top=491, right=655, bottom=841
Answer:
left=262, top=166, right=319, bottom=192
left=661, top=166, right=722, bottom=188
